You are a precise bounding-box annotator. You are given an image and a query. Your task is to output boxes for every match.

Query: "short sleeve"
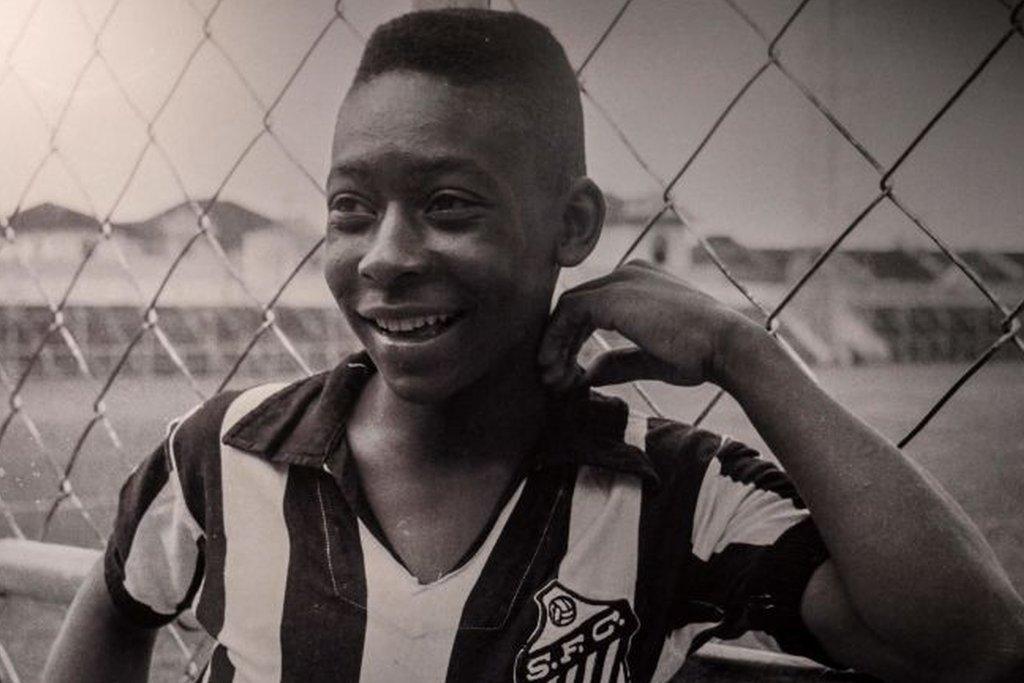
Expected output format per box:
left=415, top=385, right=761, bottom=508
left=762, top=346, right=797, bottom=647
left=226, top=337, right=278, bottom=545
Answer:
left=684, top=436, right=834, bottom=664
left=104, top=408, right=205, bottom=628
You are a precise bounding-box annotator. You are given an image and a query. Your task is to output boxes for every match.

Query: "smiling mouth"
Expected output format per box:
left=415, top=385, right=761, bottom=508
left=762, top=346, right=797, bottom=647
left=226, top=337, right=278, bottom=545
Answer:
left=364, top=312, right=465, bottom=341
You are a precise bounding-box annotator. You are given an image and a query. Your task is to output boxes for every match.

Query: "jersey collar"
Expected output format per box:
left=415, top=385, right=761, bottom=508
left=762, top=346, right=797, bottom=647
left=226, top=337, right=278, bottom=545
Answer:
left=222, top=350, right=658, bottom=483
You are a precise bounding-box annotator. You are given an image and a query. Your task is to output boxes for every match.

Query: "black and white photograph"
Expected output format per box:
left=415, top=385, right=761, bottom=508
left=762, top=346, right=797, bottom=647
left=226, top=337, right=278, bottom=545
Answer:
left=0, top=1, right=1022, bottom=681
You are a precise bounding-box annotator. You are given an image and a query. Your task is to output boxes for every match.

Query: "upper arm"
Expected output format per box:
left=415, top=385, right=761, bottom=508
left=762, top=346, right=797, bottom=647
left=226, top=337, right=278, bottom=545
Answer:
left=46, top=393, right=242, bottom=681
left=106, top=388, right=246, bottom=628
left=104, top=421, right=206, bottom=627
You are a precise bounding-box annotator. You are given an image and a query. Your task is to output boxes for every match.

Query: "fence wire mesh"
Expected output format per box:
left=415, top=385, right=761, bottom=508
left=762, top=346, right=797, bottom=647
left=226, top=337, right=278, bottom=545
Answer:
left=1, top=0, right=1022, bottom=680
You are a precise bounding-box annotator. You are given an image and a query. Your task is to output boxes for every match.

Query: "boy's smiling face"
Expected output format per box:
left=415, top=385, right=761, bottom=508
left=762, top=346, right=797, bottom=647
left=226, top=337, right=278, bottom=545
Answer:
left=325, top=71, right=567, bottom=403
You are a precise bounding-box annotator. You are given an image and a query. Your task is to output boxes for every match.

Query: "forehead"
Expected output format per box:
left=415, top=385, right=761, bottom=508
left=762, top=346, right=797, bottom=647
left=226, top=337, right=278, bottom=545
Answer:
left=330, top=72, right=531, bottom=187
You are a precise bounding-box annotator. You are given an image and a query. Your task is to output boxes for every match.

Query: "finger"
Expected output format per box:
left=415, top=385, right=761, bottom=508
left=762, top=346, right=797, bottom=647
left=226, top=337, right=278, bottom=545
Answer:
left=621, top=258, right=690, bottom=287
left=565, top=263, right=645, bottom=296
left=557, top=269, right=620, bottom=297
left=538, top=291, right=593, bottom=368
left=563, top=316, right=596, bottom=371
left=584, top=346, right=675, bottom=387
left=621, top=258, right=657, bottom=272
left=584, top=347, right=651, bottom=387
left=545, top=362, right=587, bottom=394
left=541, top=317, right=593, bottom=388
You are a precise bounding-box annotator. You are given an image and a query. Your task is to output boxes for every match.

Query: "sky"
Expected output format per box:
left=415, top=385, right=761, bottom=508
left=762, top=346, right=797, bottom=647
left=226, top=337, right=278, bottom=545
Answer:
left=0, top=0, right=1022, bottom=249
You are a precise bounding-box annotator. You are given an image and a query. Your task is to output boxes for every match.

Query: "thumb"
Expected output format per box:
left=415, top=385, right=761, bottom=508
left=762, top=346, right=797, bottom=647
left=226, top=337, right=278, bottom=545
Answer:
left=584, top=346, right=678, bottom=387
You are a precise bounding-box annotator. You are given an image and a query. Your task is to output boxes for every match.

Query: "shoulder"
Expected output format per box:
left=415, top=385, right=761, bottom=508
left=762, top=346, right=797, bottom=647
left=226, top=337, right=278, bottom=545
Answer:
left=165, top=377, right=315, bottom=516
left=642, top=416, right=730, bottom=489
left=168, top=383, right=280, bottom=468
left=640, top=414, right=803, bottom=506
left=170, top=373, right=329, bottom=459
left=168, top=390, right=243, bottom=462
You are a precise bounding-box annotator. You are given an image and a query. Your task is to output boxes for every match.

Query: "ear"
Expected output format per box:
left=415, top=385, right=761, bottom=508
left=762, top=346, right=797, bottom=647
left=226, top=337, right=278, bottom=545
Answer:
left=555, top=177, right=605, bottom=267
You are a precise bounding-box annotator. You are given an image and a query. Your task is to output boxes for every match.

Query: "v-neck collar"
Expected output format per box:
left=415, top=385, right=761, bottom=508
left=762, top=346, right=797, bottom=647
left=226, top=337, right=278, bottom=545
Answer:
left=331, top=433, right=536, bottom=583
left=220, top=350, right=658, bottom=630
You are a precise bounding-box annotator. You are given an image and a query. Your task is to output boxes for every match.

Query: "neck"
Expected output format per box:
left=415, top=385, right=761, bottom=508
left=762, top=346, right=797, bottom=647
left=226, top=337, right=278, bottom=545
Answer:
left=353, top=345, right=552, bottom=472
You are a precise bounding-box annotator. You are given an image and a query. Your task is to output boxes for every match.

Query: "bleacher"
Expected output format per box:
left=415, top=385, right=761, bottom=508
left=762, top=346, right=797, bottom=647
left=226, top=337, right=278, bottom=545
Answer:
left=685, top=240, right=1023, bottom=365
left=5, top=239, right=1022, bottom=376
left=864, top=306, right=1008, bottom=363
left=0, top=304, right=356, bottom=379
left=842, top=250, right=938, bottom=282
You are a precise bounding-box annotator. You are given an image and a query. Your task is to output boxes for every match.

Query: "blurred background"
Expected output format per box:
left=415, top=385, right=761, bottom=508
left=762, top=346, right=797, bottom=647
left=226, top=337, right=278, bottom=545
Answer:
left=0, top=0, right=1022, bottom=680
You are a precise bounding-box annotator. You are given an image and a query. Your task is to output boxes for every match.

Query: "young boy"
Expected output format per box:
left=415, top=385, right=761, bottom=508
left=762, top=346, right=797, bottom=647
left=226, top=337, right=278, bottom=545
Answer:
left=45, top=9, right=1024, bottom=683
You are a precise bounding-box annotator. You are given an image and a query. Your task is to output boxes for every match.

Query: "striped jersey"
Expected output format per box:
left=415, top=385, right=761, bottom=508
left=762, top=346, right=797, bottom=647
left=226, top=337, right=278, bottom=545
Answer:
left=105, top=351, right=833, bottom=682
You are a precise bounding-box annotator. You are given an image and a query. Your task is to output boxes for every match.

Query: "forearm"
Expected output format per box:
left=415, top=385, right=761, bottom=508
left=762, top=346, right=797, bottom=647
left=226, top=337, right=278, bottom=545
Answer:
left=717, top=325, right=1024, bottom=673
left=43, top=559, right=156, bottom=683
left=542, top=261, right=1024, bottom=675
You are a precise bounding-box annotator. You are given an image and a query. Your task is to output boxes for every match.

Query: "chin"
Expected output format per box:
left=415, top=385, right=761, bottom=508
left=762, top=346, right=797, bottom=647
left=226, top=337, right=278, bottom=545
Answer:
left=376, top=367, right=470, bottom=405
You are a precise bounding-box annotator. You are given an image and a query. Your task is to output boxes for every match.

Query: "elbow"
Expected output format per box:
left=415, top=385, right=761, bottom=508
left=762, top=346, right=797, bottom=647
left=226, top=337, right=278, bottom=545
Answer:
left=929, top=654, right=1024, bottom=683
left=955, top=653, right=1024, bottom=683
left=983, top=606, right=1024, bottom=682
left=938, top=619, right=1024, bottom=683
left=979, top=640, right=1024, bottom=683
left=993, top=659, right=1024, bottom=683
left=919, top=598, right=1024, bottom=683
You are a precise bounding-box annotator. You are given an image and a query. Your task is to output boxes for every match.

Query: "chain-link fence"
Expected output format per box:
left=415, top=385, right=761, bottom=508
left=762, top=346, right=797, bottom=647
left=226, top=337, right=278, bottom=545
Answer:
left=1, top=0, right=1022, bottom=680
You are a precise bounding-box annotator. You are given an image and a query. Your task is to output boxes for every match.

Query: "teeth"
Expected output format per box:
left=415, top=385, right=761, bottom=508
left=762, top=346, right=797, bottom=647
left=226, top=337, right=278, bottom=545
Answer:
left=372, top=314, right=453, bottom=333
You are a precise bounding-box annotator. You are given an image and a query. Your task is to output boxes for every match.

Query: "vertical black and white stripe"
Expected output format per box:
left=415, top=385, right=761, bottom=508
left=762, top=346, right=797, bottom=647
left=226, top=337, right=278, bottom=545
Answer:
left=105, top=359, right=833, bottom=682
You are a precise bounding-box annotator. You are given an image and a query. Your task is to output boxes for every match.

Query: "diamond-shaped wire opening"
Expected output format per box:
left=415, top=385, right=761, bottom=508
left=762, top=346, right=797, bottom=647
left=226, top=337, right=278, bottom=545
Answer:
left=268, top=21, right=366, bottom=187
left=150, top=44, right=266, bottom=200
left=206, top=0, right=341, bottom=107
left=581, top=93, right=666, bottom=197
left=217, top=310, right=309, bottom=387
left=0, top=78, right=52, bottom=213
left=0, top=0, right=44, bottom=59
left=4, top=0, right=97, bottom=126
left=660, top=67, right=882, bottom=255
left=574, top=0, right=768, bottom=185
left=51, top=62, right=151, bottom=218
left=771, top=0, right=1012, bottom=166
left=0, top=405, right=60, bottom=538
left=883, top=36, right=1024, bottom=262
left=95, top=0, right=206, bottom=121
left=890, top=354, right=1024, bottom=514
left=210, top=135, right=333, bottom=301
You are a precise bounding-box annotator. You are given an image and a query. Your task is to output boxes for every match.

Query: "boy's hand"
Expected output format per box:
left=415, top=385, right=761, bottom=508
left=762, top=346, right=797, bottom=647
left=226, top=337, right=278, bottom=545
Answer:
left=538, top=260, right=758, bottom=391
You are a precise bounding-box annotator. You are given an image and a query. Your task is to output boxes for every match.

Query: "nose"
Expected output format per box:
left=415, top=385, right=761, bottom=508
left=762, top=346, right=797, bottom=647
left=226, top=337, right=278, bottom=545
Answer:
left=357, top=202, right=428, bottom=286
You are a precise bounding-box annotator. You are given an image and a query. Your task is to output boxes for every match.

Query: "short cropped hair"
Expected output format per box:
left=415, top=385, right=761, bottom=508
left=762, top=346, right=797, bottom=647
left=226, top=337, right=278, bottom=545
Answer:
left=352, top=8, right=585, bottom=192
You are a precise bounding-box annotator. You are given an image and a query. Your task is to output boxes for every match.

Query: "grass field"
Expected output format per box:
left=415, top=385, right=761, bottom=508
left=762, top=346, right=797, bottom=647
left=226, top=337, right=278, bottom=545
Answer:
left=1, top=361, right=1022, bottom=681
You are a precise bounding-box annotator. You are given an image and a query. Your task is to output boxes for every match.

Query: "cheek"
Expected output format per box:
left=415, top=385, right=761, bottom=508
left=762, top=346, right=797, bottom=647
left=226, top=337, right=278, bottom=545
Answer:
left=322, top=240, right=361, bottom=303
left=465, top=256, right=553, bottom=329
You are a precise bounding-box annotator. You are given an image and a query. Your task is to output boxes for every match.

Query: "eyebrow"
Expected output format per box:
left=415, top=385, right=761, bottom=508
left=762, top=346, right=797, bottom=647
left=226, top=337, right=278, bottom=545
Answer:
left=326, top=155, right=498, bottom=189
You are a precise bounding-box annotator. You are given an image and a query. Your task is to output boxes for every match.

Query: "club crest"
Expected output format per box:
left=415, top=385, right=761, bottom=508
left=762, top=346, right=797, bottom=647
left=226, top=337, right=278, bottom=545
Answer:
left=515, top=580, right=639, bottom=682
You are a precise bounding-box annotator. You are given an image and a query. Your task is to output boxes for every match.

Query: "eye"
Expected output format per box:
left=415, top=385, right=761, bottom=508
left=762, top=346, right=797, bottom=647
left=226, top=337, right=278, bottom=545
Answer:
left=330, top=194, right=376, bottom=215
left=328, top=194, right=377, bottom=232
left=425, top=191, right=482, bottom=219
